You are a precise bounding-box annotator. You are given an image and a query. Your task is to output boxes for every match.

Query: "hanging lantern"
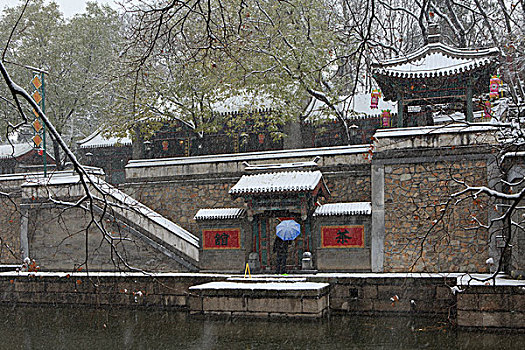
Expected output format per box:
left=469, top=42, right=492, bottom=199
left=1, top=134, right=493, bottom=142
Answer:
left=370, top=89, right=381, bottom=109
left=483, top=101, right=492, bottom=120
left=162, top=140, right=169, bottom=151
left=489, top=75, right=502, bottom=99
left=381, top=109, right=392, bottom=127
left=258, top=133, right=265, bottom=144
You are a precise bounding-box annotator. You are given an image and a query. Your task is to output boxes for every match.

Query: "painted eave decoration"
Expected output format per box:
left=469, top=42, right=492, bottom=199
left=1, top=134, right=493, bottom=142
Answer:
left=314, top=202, right=372, bottom=216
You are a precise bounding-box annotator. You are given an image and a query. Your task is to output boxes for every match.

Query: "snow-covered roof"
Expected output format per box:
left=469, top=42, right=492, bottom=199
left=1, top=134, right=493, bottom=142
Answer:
left=77, top=129, right=132, bottom=149
left=304, top=93, right=397, bottom=121
left=0, top=143, right=33, bottom=159
left=194, top=208, right=246, bottom=220
left=212, top=92, right=276, bottom=114
left=372, top=42, right=499, bottom=79
left=229, top=171, right=323, bottom=195
left=313, top=202, right=372, bottom=216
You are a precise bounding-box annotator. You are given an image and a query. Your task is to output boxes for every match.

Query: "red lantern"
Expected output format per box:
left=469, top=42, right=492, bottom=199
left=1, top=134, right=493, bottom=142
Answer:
left=258, top=134, right=265, bottom=144
left=162, top=140, right=169, bottom=151
left=381, top=109, right=391, bottom=127
left=370, top=89, right=381, bottom=109
left=489, top=75, right=502, bottom=99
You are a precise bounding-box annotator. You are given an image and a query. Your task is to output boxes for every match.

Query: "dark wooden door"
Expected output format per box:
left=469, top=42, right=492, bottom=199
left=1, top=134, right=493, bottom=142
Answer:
left=255, top=216, right=309, bottom=272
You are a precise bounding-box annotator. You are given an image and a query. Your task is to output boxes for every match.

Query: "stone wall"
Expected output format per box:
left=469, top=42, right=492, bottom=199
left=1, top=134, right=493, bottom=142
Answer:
left=123, top=147, right=371, bottom=237
left=0, top=272, right=223, bottom=308
left=27, top=206, right=187, bottom=272
left=457, top=284, right=525, bottom=329
left=372, top=126, right=499, bottom=273
left=313, top=275, right=457, bottom=316
left=197, top=219, right=252, bottom=272
left=125, top=180, right=244, bottom=238
left=0, top=196, right=21, bottom=264
left=314, top=214, right=372, bottom=271
left=383, top=160, right=490, bottom=272
left=1, top=272, right=524, bottom=329
left=0, top=175, right=24, bottom=264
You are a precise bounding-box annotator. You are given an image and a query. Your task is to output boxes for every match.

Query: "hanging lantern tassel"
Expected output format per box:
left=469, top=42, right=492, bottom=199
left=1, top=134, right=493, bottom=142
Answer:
left=370, top=89, right=381, bottom=109
left=381, top=109, right=391, bottom=127
left=489, top=75, right=502, bottom=100
left=484, top=101, right=492, bottom=120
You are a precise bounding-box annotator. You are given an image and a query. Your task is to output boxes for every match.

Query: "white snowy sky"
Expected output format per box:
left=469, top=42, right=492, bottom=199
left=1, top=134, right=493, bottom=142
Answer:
left=0, top=0, right=120, bottom=18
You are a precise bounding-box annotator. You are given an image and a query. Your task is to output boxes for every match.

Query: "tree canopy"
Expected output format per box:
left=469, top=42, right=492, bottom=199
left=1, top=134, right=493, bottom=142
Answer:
left=0, top=0, right=122, bottom=166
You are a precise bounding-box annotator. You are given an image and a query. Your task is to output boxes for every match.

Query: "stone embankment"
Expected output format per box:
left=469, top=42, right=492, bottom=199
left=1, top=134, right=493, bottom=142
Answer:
left=0, top=272, right=523, bottom=329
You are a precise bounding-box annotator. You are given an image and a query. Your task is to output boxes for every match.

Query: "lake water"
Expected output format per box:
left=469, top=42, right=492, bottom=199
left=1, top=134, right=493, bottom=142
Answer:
left=0, top=305, right=523, bottom=349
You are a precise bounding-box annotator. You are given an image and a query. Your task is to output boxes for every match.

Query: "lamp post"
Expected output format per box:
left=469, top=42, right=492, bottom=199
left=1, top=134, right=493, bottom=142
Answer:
left=28, top=66, right=48, bottom=177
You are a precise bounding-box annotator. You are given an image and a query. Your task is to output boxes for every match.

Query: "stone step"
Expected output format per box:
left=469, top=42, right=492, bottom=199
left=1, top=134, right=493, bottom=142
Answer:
left=226, top=276, right=308, bottom=283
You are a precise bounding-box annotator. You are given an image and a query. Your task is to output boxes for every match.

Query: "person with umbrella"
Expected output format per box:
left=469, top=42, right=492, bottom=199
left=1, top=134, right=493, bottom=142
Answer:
left=274, top=220, right=301, bottom=274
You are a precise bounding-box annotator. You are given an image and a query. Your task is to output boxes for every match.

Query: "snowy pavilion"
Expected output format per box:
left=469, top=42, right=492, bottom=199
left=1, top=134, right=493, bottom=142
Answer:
left=371, top=23, right=500, bottom=127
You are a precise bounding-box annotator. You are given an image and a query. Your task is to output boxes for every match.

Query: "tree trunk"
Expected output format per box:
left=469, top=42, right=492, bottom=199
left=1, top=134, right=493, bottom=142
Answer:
left=52, top=138, right=63, bottom=171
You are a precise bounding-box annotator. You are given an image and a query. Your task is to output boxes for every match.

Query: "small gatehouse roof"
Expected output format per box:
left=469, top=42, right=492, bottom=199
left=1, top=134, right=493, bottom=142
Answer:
left=313, top=202, right=372, bottom=216
left=194, top=208, right=246, bottom=220
left=229, top=170, right=329, bottom=197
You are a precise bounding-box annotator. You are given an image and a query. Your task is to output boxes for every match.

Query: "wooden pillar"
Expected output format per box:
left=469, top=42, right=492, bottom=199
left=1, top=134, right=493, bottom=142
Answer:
left=466, top=78, right=473, bottom=122
left=397, top=93, right=404, bottom=127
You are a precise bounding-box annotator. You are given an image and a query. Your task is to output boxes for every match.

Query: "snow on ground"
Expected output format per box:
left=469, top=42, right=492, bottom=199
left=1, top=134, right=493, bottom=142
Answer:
left=2, top=271, right=523, bottom=287
left=189, top=281, right=329, bottom=291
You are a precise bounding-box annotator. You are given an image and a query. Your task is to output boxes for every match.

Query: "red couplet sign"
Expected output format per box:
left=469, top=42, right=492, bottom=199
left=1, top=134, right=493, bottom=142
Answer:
left=203, top=228, right=241, bottom=249
left=321, top=225, right=364, bottom=248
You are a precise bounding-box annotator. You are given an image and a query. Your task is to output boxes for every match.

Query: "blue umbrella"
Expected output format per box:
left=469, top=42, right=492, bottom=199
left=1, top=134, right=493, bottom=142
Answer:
left=276, top=220, right=301, bottom=241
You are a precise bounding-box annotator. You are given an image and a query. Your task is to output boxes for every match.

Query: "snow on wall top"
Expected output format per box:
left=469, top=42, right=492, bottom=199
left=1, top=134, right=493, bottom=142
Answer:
left=313, top=202, right=372, bottom=216
left=373, top=123, right=497, bottom=139
left=126, top=145, right=369, bottom=169
left=372, top=42, right=499, bottom=78
left=229, top=171, right=323, bottom=195
left=194, top=208, right=246, bottom=220
left=77, top=129, right=132, bottom=149
left=0, top=143, right=33, bottom=159
left=244, top=160, right=319, bottom=171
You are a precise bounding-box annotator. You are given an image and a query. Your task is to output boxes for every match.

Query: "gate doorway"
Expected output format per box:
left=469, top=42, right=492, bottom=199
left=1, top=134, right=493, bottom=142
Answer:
left=252, top=215, right=312, bottom=272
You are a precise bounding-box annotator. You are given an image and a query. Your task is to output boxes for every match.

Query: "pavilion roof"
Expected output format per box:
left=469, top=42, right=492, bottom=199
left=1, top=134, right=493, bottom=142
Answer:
left=371, top=42, right=499, bottom=80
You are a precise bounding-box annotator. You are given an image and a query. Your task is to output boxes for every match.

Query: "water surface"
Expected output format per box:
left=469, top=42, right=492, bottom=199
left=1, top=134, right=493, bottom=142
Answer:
left=0, top=305, right=522, bottom=349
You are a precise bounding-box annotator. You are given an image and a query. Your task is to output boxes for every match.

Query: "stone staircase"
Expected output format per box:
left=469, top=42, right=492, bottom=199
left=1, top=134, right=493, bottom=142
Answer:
left=21, top=171, right=200, bottom=271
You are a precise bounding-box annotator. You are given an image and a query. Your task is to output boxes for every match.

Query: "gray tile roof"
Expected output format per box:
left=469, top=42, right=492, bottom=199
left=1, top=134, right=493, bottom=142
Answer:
left=313, top=202, right=372, bottom=216
left=229, top=171, right=323, bottom=195
left=194, top=208, right=246, bottom=220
